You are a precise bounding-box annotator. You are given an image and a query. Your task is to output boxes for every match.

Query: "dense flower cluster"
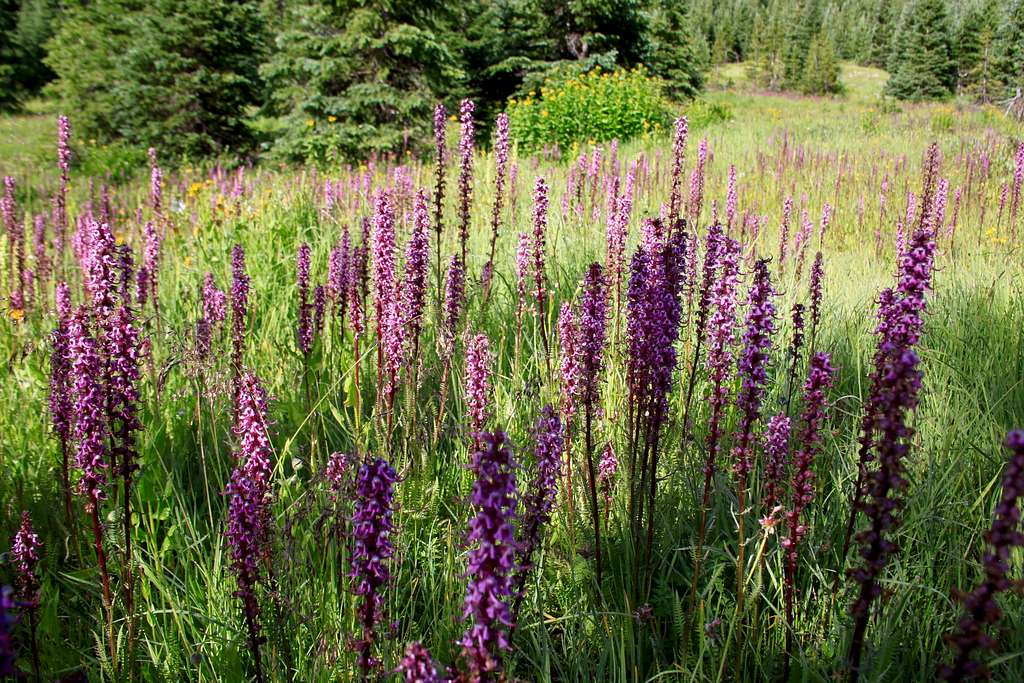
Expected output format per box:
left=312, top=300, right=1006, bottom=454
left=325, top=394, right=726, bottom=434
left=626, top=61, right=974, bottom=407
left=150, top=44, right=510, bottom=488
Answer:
left=760, top=414, right=792, bottom=519
left=669, top=116, right=688, bottom=224
left=296, top=243, right=313, bottom=355
left=940, top=429, right=1024, bottom=680
left=460, top=431, right=519, bottom=681
left=457, top=99, right=475, bottom=265
left=440, top=255, right=465, bottom=360
left=578, top=263, right=608, bottom=410
left=12, top=512, right=42, bottom=608
left=809, top=251, right=824, bottom=340
left=230, top=244, right=250, bottom=381
left=783, top=353, right=835, bottom=564
left=69, top=308, right=109, bottom=506
left=732, top=258, right=777, bottom=477
left=351, top=457, right=398, bottom=675
left=848, top=231, right=937, bottom=675
left=704, top=233, right=741, bottom=474
left=531, top=178, right=549, bottom=309
left=50, top=282, right=74, bottom=450
left=141, top=220, right=161, bottom=309
left=514, top=407, right=563, bottom=604
left=558, top=303, right=580, bottom=424
left=397, top=641, right=440, bottom=683
left=225, top=374, right=275, bottom=677
left=404, top=190, right=431, bottom=355
left=433, top=103, right=447, bottom=242
left=465, top=333, right=494, bottom=441
left=105, top=304, right=142, bottom=484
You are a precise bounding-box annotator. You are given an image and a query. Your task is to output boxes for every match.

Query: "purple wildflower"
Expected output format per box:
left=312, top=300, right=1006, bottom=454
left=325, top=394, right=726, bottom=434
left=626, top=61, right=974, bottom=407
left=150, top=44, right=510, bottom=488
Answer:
left=404, top=190, right=431, bottom=357
left=669, top=117, right=688, bottom=225
left=3, top=177, right=24, bottom=314
left=397, top=642, right=440, bottom=683
left=558, top=303, right=580, bottom=425
left=760, top=414, right=792, bottom=522
left=513, top=407, right=563, bottom=609
left=726, top=165, right=737, bottom=230
left=465, top=333, right=494, bottom=442
left=69, top=308, right=108, bottom=507
left=783, top=353, right=835, bottom=578
left=809, top=251, right=824, bottom=345
left=327, top=232, right=350, bottom=320
left=225, top=373, right=275, bottom=682
left=688, top=138, right=707, bottom=225
left=457, top=99, right=475, bottom=265
left=485, top=112, right=511, bottom=286
left=11, top=512, right=42, bottom=608
left=578, top=264, right=608, bottom=410
left=433, top=104, right=447, bottom=262
left=779, top=196, right=793, bottom=270
left=313, top=285, right=326, bottom=340
left=704, top=235, right=741, bottom=476
left=105, top=304, right=142, bottom=495
left=515, top=232, right=531, bottom=324
left=351, top=457, right=398, bottom=677
left=149, top=148, right=163, bottom=217
left=732, top=259, right=777, bottom=478
left=142, top=220, right=161, bottom=311
left=55, top=115, right=71, bottom=261
left=203, top=272, right=227, bottom=328
left=440, top=255, right=465, bottom=360
left=297, top=243, right=313, bottom=355
left=940, top=430, right=1024, bottom=680
left=531, top=177, right=549, bottom=316
left=782, top=352, right=834, bottom=662
left=231, top=245, right=250, bottom=384
left=460, top=431, right=519, bottom=681
left=847, top=232, right=937, bottom=676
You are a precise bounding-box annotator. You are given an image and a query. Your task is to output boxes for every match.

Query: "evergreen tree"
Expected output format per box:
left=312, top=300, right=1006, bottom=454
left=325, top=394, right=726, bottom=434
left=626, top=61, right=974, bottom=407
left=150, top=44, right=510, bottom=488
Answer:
left=994, top=0, right=1024, bottom=100
left=956, top=1, right=1000, bottom=101
left=800, top=31, right=842, bottom=94
left=0, top=0, right=20, bottom=110
left=783, top=0, right=823, bottom=86
left=643, top=0, right=703, bottom=99
left=884, top=0, right=955, bottom=101
left=748, top=0, right=787, bottom=90
left=261, top=0, right=461, bottom=162
left=48, top=0, right=266, bottom=157
left=13, top=0, right=59, bottom=95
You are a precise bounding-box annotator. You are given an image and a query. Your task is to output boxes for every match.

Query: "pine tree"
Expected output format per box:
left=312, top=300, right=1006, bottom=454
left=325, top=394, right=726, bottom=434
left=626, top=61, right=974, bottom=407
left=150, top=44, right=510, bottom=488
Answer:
left=262, top=0, right=461, bottom=162
left=994, top=0, right=1024, bottom=100
left=884, top=0, right=956, bottom=101
left=783, top=0, right=823, bottom=86
left=748, top=0, right=787, bottom=90
left=800, top=31, right=842, bottom=95
left=47, top=0, right=266, bottom=157
left=0, top=0, right=22, bottom=109
left=644, top=0, right=703, bottom=99
left=956, top=1, right=1000, bottom=101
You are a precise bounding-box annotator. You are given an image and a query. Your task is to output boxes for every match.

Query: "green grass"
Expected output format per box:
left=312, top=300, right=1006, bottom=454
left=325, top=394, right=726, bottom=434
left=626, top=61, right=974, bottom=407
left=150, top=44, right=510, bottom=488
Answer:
left=1, top=84, right=1023, bottom=682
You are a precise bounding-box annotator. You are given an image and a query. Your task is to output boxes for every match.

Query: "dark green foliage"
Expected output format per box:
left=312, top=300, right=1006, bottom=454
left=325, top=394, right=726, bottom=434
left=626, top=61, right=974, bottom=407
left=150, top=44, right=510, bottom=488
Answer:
left=994, top=0, right=1024, bottom=100
left=261, top=1, right=461, bottom=163
left=0, top=0, right=59, bottom=109
left=955, top=1, right=1000, bottom=101
left=800, top=32, right=842, bottom=94
left=0, top=0, right=19, bottom=110
left=46, top=0, right=266, bottom=158
left=642, top=0, right=703, bottom=99
left=884, top=0, right=956, bottom=101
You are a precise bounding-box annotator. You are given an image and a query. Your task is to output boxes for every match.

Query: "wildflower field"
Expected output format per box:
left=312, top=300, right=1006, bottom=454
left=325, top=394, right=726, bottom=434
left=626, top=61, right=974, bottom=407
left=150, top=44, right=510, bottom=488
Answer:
left=1, top=75, right=1024, bottom=683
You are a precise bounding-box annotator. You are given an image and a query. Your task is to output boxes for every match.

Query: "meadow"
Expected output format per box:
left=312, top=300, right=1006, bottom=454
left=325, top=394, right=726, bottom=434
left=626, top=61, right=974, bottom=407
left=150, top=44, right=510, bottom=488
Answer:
left=1, top=64, right=1024, bottom=682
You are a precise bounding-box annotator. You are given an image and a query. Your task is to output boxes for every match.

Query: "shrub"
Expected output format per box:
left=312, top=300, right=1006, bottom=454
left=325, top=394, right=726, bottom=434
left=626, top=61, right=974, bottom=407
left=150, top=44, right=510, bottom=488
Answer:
left=506, top=66, right=671, bottom=152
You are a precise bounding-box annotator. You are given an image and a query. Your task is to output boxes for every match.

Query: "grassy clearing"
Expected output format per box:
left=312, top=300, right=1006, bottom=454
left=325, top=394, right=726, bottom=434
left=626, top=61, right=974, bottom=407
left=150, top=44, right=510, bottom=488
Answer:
left=1, top=83, right=1023, bottom=682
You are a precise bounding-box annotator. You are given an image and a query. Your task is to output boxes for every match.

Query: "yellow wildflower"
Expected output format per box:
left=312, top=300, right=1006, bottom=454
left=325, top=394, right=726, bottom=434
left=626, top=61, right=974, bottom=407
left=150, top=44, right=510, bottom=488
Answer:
left=307, top=119, right=315, bottom=127
left=9, top=308, right=24, bottom=322
left=328, top=115, right=337, bottom=123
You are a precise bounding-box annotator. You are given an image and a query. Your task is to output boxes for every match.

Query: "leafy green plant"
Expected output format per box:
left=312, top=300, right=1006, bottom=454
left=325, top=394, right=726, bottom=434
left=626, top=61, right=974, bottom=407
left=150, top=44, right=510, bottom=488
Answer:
left=506, top=66, right=671, bottom=152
